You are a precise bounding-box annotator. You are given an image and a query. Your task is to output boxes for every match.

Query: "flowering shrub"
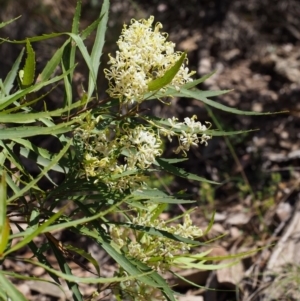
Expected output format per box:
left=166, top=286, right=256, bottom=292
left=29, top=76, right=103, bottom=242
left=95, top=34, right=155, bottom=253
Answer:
left=104, top=16, right=195, bottom=104
left=0, top=1, right=264, bottom=300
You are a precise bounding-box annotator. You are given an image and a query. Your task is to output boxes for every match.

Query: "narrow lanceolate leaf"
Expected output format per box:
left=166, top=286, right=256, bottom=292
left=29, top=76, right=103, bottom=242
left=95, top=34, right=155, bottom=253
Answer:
left=61, top=46, right=73, bottom=108
left=156, top=158, right=219, bottom=184
left=110, top=222, right=201, bottom=246
left=21, top=39, right=36, bottom=88
left=19, top=145, right=68, bottom=173
left=203, top=211, right=215, bottom=236
left=3, top=206, right=66, bottom=256
left=0, top=64, right=75, bottom=110
left=87, top=0, right=110, bottom=99
left=3, top=48, right=24, bottom=96
left=47, top=235, right=83, bottom=301
left=0, top=33, right=64, bottom=43
left=0, top=120, right=74, bottom=140
left=0, top=272, right=27, bottom=301
left=0, top=99, right=85, bottom=124
left=0, top=16, right=21, bottom=29
left=6, top=139, right=72, bottom=204
left=18, top=258, right=152, bottom=284
left=0, top=219, right=9, bottom=256
left=0, top=172, right=7, bottom=235
left=39, top=42, right=67, bottom=82
left=181, top=71, right=216, bottom=89
left=62, top=0, right=82, bottom=110
left=15, top=223, right=61, bottom=284
left=74, top=208, right=161, bottom=288
left=64, top=243, right=101, bottom=276
left=80, top=16, right=103, bottom=40
left=0, top=33, right=95, bottom=93
left=129, top=188, right=195, bottom=204
left=148, top=52, right=186, bottom=91
left=0, top=172, right=10, bottom=255
left=172, top=87, right=287, bottom=115
left=72, top=0, right=81, bottom=35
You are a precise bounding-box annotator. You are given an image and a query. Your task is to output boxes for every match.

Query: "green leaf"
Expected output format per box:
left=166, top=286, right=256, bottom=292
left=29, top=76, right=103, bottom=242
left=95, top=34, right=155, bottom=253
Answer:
left=80, top=16, right=103, bottom=40
left=0, top=272, right=27, bottom=301
left=0, top=79, right=4, bottom=97
left=181, top=71, right=216, bottom=89
left=0, top=172, right=9, bottom=255
left=87, top=0, right=110, bottom=99
left=148, top=52, right=186, bottom=91
left=0, top=172, right=7, bottom=234
left=189, top=248, right=259, bottom=261
left=2, top=48, right=24, bottom=96
left=0, top=16, right=21, bottom=29
left=15, top=223, right=61, bottom=284
left=125, top=257, right=177, bottom=301
left=0, top=32, right=65, bottom=43
left=6, top=139, right=72, bottom=203
left=63, top=1, right=82, bottom=109
left=0, top=33, right=96, bottom=94
left=3, top=206, right=66, bottom=256
left=172, top=271, right=211, bottom=290
left=61, top=44, right=74, bottom=108
left=174, top=87, right=285, bottom=115
left=72, top=0, right=81, bottom=35
left=39, top=42, right=67, bottom=82
left=47, top=236, right=83, bottom=301
left=206, top=128, right=258, bottom=136
left=0, top=64, right=75, bottom=110
left=203, top=211, right=215, bottom=236
left=19, top=257, right=153, bottom=284
left=16, top=140, right=68, bottom=173
left=156, top=158, right=219, bottom=184
left=0, top=99, right=85, bottom=124
left=161, top=158, right=188, bottom=163
left=0, top=141, right=30, bottom=181
left=0, top=120, right=75, bottom=140
left=79, top=227, right=163, bottom=287
left=0, top=148, right=21, bottom=195
left=64, top=243, right=100, bottom=276
left=67, top=33, right=97, bottom=93
left=174, top=256, right=239, bottom=270
left=73, top=203, right=168, bottom=290
left=110, top=222, right=201, bottom=246
left=129, top=188, right=195, bottom=204
left=21, top=39, right=36, bottom=88
left=146, top=84, right=287, bottom=115
left=9, top=198, right=125, bottom=237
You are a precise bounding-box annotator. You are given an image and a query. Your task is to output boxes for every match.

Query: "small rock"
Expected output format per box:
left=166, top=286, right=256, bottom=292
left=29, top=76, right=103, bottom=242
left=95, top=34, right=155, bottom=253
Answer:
left=276, top=202, right=292, bottom=222
left=213, top=212, right=227, bottom=222
left=211, top=223, right=225, bottom=234
left=226, top=212, right=251, bottom=226
left=230, top=226, right=241, bottom=239
left=32, top=266, right=45, bottom=276
left=17, top=283, right=30, bottom=297
left=198, top=57, right=211, bottom=75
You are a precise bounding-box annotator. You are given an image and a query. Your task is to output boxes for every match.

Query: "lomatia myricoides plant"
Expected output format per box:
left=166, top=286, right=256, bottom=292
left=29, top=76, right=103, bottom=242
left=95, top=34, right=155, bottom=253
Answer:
left=0, top=1, right=263, bottom=300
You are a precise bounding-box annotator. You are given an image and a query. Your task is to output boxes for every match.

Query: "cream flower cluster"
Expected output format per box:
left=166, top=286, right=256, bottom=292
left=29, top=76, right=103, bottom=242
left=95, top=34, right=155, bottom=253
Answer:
left=75, top=114, right=211, bottom=189
left=75, top=120, right=162, bottom=190
left=156, top=115, right=212, bottom=156
left=110, top=205, right=202, bottom=272
left=120, top=125, right=163, bottom=169
left=115, top=273, right=166, bottom=301
left=104, top=16, right=195, bottom=104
